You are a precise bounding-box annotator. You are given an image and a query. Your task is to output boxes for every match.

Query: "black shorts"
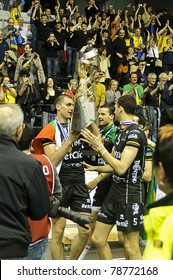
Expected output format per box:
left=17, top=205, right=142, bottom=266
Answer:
left=59, top=184, right=91, bottom=213
left=97, top=197, right=144, bottom=232
left=92, top=179, right=111, bottom=210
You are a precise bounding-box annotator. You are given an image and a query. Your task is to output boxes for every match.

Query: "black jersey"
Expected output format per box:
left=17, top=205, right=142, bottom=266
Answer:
left=110, top=123, right=147, bottom=203
left=59, top=124, right=85, bottom=185
left=41, top=120, right=85, bottom=185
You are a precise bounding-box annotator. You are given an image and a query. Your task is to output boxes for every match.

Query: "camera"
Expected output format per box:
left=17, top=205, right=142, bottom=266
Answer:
left=49, top=198, right=91, bottom=229
left=3, top=83, right=14, bottom=88
left=11, top=28, right=16, bottom=34
left=15, top=14, right=19, bottom=20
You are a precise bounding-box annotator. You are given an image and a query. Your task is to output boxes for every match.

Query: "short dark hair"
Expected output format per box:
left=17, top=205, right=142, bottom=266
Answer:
left=117, top=95, right=136, bottom=115
left=18, top=123, right=34, bottom=151
left=99, top=104, right=115, bottom=116
left=134, top=106, right=147, bottom=128
left=19, top=68, right=30, bottom=77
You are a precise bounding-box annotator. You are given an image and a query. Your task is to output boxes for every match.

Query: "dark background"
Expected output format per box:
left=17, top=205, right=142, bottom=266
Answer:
left=1, top=0, right=173, bottom=14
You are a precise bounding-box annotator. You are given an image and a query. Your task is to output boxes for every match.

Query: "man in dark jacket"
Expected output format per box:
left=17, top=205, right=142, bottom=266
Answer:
left=0, top=103, right=50, bottom=259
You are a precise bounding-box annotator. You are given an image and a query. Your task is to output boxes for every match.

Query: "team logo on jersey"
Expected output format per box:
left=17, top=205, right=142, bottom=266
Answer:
left=128, top=134, right=138, bottom=139
left=132, top=203, right=139, bottom=215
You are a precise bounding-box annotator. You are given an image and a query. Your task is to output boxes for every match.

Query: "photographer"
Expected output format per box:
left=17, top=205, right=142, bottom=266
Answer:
left=14, top=43, right=45, bottom=85
left=16, top=69, right=40, bottom=124
left=44, top=32, right=60, bottom=79
left=0, top=75, right=17, bottom=104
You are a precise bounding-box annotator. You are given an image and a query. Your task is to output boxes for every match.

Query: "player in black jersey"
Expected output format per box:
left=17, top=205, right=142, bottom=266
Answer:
left=33, top=95, right=93, bottom=260
left=81, top=95, right=147, bottom=260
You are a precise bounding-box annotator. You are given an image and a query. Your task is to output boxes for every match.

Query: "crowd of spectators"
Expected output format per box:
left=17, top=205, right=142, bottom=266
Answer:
left=1, top=0, right=173, bottom=140
left=1, top=1, right=173, bottom=261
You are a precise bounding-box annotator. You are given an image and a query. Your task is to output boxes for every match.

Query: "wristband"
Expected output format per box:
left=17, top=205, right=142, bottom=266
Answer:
left=98, top=146, right=105, bottom=154
left=101, top=149, right=108, bottom=156
left=100, top=148, right=108, bottom=156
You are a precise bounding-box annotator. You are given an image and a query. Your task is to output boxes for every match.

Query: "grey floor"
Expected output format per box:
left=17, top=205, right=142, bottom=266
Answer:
left=45, top=241, right=126, bottom=260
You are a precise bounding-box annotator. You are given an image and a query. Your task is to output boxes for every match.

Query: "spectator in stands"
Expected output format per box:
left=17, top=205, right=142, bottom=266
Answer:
left=106, top=79, right=121, bottom=105
left=72, top=15, right=83, bottom=29
left=85, top=0, right=99, bottom=24
left=62, top=78, right=78, bottom=101
left=130, top=28, right=146, bottom=60
left=91, top=70, right=106, bottom=108
left=2, top=50, right=17, bottom=82
left=53, top=21, right=68, bottom=75
left=16, top=68, right=40, bottom=124
left=126, top=46, right=138, bottom=74
left=2, top=17, right=23, bottom=56
left=106, top=3, right=116, bottom=22
left=75, top=21, right=91, bottom=52
left=134, top=3, right=144, bottom=33
left=136, top=60, right=147, bottom=88
left=66, top=23, right=78, bottom=78
left=162, top=37, right=173, bottom=72
left=14, top=43, right=45, bottom=86
left=159, top=7, right=173, bottom=28
left=142, top=3, right=153, bottom=28
left=158, top=72, right=173, bottom=113
left=16, top=17, right=32, bottom=47
left=0, top=75, right=17, bottom=104
left=44, top=8, right=55, bottom=22
left=97, top=45, right=111, bottom=86
left=8, top=0, right=25, bottom=26
left=66, top=0, right=79, bottom=21
left=73, top=21, right=91, bottom=78
left=157, top=20, right=173, bottom=59
left=0, top=29, right=10, bottom=74
left=143, top=72, right=162, bottom=142
left=123, top=72, right=144, bottom=106
left=27, top=0, right=43, bottom=51
left=95, top=29, right=111, bottom=54
left=67, top=78, right=78, bottom=96
left=145, top=31, right=161, bottom=76
left=44, top=32, right=60, bottom=80
left=146, top=14, right=161, bottom=37
left=31, top=13, right=55, bottom=65
left=61, top=16, right=69, bottom=31
left=109, top=28, right=127, bottom=82
left=42, top=77, right=61, bottom=127
left=167, top=70, right=173, bottom=85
